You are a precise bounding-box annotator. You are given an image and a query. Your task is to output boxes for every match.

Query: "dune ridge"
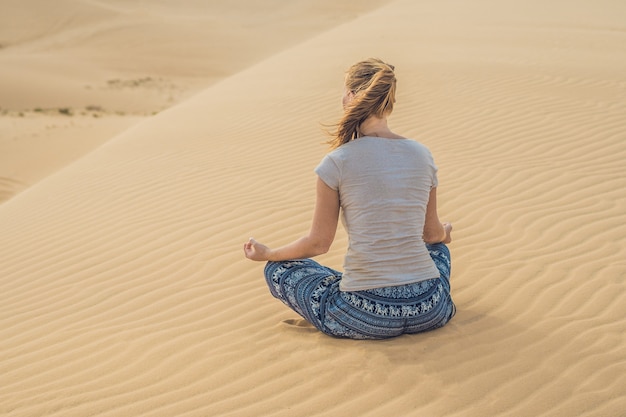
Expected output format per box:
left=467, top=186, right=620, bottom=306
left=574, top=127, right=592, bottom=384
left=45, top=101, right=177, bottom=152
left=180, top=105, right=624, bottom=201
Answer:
left=1, top=0, right=625, bottom=416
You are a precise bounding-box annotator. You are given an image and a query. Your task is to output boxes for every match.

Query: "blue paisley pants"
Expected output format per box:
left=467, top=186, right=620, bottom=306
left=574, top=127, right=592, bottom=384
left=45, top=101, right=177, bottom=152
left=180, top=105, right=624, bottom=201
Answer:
left=264, top=243, right=456, bottom=339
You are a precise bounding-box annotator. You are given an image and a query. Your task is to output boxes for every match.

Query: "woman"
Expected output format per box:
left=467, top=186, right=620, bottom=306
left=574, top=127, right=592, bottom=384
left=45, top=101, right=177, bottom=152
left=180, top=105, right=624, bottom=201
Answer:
left=244, top=58, right=455, bottom=339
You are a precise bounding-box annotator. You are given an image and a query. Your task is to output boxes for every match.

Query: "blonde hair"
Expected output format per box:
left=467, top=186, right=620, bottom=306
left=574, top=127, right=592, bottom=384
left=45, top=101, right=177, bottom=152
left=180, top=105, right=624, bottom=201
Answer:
left=327, top=58, right=397, bottom=149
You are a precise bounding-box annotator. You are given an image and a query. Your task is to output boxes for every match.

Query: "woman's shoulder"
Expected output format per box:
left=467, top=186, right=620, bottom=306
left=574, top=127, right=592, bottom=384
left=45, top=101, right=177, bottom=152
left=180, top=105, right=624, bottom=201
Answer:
left=396, top=137, right=434, bottom=154
left=327, top=137, right=433, bottom=157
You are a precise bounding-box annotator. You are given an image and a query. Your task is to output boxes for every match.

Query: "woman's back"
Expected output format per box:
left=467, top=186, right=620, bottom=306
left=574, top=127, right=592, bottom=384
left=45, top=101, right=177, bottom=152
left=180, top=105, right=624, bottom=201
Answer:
left=315, top=136, right=440, bottom=291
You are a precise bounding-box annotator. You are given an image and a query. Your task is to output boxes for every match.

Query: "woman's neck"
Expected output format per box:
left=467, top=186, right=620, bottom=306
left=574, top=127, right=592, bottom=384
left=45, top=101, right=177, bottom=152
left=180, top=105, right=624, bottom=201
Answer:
left=359, top=116, right=404, bottom=139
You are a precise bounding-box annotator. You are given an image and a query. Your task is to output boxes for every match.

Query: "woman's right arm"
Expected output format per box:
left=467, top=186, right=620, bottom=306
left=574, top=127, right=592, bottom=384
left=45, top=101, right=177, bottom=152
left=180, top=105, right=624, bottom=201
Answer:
left=243, top=177, right=340, bottom=262
left=423, top=187, right=452, bottom=244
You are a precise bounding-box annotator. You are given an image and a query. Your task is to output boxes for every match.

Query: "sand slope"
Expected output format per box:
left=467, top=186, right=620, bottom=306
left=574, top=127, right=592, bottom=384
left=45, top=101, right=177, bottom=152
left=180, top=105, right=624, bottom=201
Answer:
left=0, top=113, right=144, bottom=204
left=1, top=0, right=625, bottom=416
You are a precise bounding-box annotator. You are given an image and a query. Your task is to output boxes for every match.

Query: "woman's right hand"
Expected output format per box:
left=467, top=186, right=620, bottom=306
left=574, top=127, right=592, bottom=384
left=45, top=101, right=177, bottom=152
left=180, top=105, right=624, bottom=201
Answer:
left=243, top=237, right=272, bottom=262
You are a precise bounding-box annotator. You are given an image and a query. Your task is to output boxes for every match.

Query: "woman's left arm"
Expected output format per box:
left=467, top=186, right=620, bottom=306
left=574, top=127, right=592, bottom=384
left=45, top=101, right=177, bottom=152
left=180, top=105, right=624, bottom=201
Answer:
left=243, top=177, right=340, bottom=262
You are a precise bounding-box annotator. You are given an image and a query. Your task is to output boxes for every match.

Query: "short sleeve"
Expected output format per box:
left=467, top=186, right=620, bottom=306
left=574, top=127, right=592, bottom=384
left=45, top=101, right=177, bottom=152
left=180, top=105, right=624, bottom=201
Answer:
left=314, top=154, right=340, bottom=191
left=431, top=162, right=439, bottom=189
left=427, top=149, right=439, bottom=189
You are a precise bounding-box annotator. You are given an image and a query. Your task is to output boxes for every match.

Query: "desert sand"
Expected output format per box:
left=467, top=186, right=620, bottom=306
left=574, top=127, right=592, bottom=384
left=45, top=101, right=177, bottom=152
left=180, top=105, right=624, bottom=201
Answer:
left=1, top=0, right=625, bottom=416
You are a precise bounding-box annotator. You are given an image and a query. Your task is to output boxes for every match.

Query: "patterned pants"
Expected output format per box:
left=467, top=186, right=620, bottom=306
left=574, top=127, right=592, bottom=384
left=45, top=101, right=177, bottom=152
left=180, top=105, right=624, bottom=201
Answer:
left=264, top=243, right=456, bottom=340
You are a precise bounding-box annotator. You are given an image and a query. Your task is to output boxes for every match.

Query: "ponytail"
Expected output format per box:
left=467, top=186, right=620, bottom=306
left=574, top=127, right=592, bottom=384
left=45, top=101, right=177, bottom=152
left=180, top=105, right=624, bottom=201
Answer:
left=327, top=58, right=396, bottom=149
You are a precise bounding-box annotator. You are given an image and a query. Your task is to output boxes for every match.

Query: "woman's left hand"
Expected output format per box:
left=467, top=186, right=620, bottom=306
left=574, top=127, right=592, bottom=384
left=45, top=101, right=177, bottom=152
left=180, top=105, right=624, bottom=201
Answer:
left=243, top=237, right=272, bottom=262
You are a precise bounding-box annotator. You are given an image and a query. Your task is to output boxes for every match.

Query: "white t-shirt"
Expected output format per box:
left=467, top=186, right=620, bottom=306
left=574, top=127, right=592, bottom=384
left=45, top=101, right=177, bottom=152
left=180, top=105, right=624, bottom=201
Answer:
left=315, top=137, right=441, bottom=291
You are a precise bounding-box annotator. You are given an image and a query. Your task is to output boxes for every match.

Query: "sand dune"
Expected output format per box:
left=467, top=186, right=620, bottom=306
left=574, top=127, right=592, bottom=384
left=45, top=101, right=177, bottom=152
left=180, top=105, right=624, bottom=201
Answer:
left=0, top=0, right=391, bottom=203
left=0, top=0, right=625, bottom=416
left=0, top=0, right=392, bottom=111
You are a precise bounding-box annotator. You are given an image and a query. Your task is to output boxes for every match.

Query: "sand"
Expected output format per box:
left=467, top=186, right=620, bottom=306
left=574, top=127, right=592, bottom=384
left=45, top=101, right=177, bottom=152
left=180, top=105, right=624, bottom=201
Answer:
left=1, top=0, right=625, bottom=416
